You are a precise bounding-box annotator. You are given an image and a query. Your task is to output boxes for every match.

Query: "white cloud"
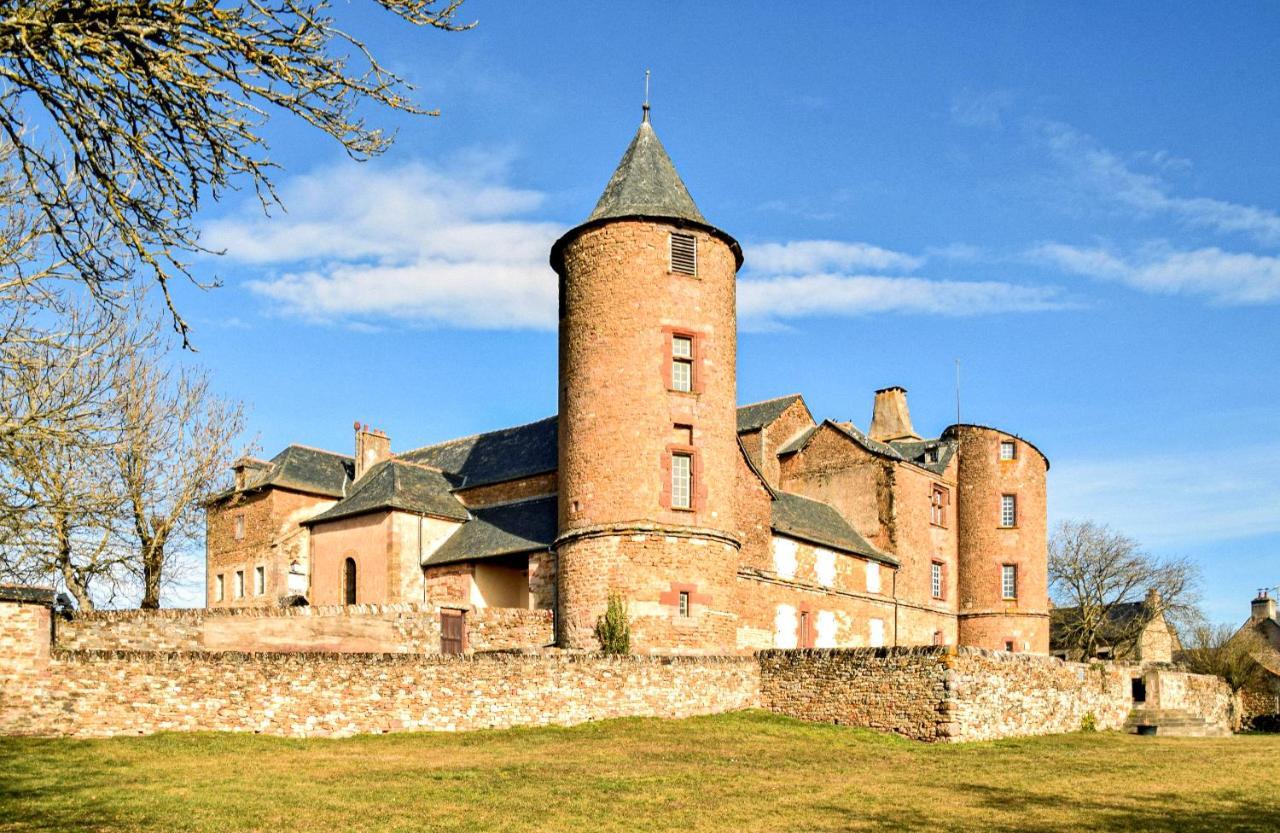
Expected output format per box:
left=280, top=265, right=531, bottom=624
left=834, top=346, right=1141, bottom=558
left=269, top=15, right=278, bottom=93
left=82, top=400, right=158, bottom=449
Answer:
left=746, top=240, right=923, bottom=273
left=207, top=161, right=562, bottom=330
left=738, top=273, right=1069, bottom=325
left=1051, top=444, right=1280, bottom=547
left=1038, top=120, right=1280, bottom=246
left=951, top=89, right=1014, bottom=129
left=1030, top=242, right=1280, bottom=304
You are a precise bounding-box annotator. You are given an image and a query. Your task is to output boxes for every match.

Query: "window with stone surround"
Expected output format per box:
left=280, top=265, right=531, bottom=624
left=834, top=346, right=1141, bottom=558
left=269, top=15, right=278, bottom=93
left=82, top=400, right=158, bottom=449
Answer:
left=1002, top=564, right=1018, bottom=600
left=671, top=452, right=692, bottom=510
left=254, top=565, right=265, bottom=595
left=669, top=232, right=697, bottom=276
left=234, top=570, right=245, bottom=598
left=1000, top=440, right=1017, bottom=460
left=1000, top=494, right=1017, bottom=528
left=678, top=591, right=690, bottom=617
left=215, top=573, right=224, bottom=602
left=931, top=561, right=944, bottom=599
left=930, top=484, right=949, bottom=527
left=671, top=334, right=693, bottom=392
left=234, top=513, right=245, bottom=540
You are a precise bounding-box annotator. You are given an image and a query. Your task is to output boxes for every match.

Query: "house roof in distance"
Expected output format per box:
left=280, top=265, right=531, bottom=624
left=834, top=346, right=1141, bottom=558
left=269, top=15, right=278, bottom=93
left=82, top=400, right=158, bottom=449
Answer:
left=771, top=490, right=897, bottom=566
left=425, top=496, right=557, bottom=567
left=305, top=460, right=468, bottom=526
left=737, top=394, right=806, bottom=433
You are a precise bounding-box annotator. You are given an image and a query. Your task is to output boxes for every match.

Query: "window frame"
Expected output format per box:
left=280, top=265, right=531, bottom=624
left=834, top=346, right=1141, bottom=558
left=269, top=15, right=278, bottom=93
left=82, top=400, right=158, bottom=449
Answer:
left=254, top=565, right=266, bottom=595
left=215, top=573, right=225, bottom=602
left=931, top=561, right=945, bottom=600
left=1000, top=494, right=1017, bottom=528
left=999, top=440, right=1017, bottom=461
left=865, top=560, right=881, bottom=594
left=670, top=451, right=693, bottom=510
left=930, top=484, right=949, bottom=527
left=234, top=570, right=245, bottom=599
left=1001, top=563, right=1018, bottom=600
left=678, top=591, right=690, bottom=618
left=671, top=334, right=694, bottom=393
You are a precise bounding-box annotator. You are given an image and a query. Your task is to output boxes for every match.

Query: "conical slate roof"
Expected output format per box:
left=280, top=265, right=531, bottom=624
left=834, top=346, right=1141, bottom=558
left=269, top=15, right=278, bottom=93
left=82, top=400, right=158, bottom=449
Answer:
left=586, top=117, right=706, bottom=225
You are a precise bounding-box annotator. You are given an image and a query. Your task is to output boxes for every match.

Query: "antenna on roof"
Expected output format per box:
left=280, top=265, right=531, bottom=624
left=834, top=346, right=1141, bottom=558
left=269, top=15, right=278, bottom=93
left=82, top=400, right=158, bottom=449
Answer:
left=643, top=69, right=651, bottom=122
left=954, top=358, right=962, bottom=424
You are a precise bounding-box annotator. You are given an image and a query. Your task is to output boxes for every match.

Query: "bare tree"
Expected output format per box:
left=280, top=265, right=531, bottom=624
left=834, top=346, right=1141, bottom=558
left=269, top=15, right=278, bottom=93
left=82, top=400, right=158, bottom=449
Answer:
left=113, top=340, right=245, bottom=609
left=1049, top=519, right=1202, bottom=660
left=0, top=0, right=472, bottom=344
left=1179, top=623, right=1268, bottom=694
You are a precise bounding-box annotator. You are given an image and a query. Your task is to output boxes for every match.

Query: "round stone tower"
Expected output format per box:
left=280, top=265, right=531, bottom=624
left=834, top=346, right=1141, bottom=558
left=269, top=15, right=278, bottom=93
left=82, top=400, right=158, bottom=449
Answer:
left=945, top=424, right=1050, bottom=653
left=550, top=111, right=743, bottom=654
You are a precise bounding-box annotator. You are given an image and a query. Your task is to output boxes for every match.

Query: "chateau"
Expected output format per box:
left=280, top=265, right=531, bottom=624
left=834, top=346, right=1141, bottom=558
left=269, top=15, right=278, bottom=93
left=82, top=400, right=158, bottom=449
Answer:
left=205, top=113, right=1051, bottom=656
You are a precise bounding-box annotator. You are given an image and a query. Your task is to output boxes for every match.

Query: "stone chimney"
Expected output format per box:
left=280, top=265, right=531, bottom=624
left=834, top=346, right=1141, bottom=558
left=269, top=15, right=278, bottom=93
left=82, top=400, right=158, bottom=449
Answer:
left=231, top=457, right=270, bottom=490
left=1252, top=589, right=1277, bottom=623
left=869, top=386, right=920, bottom=442
left=354, top=422, right=391, bottom=481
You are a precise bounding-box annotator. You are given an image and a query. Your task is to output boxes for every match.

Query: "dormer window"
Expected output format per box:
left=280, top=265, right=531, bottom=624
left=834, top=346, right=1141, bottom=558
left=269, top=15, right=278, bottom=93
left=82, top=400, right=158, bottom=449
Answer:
left=669, top=232, right=697, bottom=276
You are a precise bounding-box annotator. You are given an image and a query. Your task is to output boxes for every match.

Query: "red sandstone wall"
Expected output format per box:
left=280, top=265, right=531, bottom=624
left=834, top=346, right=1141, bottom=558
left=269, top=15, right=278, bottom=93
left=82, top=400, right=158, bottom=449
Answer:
left=757, top=399, right=815, bottom=487
left=454, top=473, right=557, bottom=508
left=309, top=512, right=391, bottom=606
left=779, top=428, right=887, bottom=548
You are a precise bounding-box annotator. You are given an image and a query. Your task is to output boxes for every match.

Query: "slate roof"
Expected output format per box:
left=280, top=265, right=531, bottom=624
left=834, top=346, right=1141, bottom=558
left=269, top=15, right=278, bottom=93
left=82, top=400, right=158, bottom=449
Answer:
left=208, top=445, right=353, bottom=503
left=0, top=585, right=59, bottom=606
left=304, top=460, right=468, bottom=526
left=771, top=491, right=897, bottom=566
left=586, top=118, right=706, bottom=226
left=399, top=417, right=558, bottom=490
left=737, top=394, right=805, bottom=433
left=426, top=496, right=557, bottom=567
left=889, top=439, right=957, bottom=476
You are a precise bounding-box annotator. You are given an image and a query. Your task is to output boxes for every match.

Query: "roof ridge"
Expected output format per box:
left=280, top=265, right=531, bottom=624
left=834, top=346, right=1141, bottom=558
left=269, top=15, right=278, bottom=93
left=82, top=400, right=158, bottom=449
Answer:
left=398, top=414, right=557, bottom=457
left=286, top=444, right=352, bottom=460
left=737, top=393, right=802, bottom=409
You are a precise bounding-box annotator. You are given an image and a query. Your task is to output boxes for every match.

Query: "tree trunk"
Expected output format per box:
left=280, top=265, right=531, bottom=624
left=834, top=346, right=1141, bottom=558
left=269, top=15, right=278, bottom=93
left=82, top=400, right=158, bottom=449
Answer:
left=140, top=536, right=164, bottom=609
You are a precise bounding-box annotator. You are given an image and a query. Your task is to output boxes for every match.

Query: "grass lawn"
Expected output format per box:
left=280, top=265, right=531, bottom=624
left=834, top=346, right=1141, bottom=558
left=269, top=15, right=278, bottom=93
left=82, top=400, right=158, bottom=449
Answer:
left=1, top=711, right=1277, bottom=832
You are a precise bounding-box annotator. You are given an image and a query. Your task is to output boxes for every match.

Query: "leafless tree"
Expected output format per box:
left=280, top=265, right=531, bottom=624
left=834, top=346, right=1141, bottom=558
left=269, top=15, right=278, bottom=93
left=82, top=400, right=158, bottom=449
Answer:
left=113, top=338, right=245, bottom=608
left=0, top=0, right=472, bottom=345
left=1179, top=623, right=1268, bottom=694
left=1049, top=519, right=1202, bottom=659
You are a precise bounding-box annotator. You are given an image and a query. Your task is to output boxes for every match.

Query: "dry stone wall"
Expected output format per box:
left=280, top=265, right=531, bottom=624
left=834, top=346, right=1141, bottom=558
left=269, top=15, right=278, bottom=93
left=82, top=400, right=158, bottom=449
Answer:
left=4, top=650, right=759, bottom=738
left=55, top=604, right=552, bottom=655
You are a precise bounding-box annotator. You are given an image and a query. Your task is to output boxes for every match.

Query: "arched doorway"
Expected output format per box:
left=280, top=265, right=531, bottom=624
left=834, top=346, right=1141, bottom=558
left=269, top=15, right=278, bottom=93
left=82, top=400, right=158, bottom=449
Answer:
left=343, top=557, right=357, bottom=605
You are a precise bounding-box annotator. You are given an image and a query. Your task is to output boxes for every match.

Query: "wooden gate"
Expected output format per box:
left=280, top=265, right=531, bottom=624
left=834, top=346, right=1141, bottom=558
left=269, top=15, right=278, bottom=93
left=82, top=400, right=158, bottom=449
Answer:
left=440, top=610, right=466, bottom=655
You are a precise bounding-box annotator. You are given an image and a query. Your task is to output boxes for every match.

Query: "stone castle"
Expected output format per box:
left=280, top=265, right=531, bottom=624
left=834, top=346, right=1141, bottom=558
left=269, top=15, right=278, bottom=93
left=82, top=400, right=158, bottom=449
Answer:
left=205, top=112, right=1051, bottom=656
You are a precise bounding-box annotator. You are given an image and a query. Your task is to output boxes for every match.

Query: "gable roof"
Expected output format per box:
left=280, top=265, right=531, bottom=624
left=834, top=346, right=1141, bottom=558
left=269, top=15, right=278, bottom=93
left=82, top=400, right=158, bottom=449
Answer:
left=304, top=460, right=468, bottom=526
left=399, top=417, right=558, bottom=490
left=737, top=394, right=807, bottom=433
left=771, top=491, right=897, bottom=566
left=889, top=439, right=957, bottom=476
left=425, top=496, right=557, bottom=567
left=209, top=445, right=353, bottom=503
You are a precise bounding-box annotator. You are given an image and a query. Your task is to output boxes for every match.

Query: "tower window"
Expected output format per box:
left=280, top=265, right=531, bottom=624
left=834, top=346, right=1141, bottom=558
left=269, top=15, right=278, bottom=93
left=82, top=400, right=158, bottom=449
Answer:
left=671, top=452, right=693, bottom=510
left=669, top=232, right=697, bottom=275
left=1002, top=564, right=1018, bottom=600
left=671, top=335, right=694, bottom=392
left=678, top=591, right=690, bottom=617
left=1000, top=440, right=1017, bottom=460
left=931, top=561, right=944, bottom=599
left=1000, top=494, right=1017, bottom=528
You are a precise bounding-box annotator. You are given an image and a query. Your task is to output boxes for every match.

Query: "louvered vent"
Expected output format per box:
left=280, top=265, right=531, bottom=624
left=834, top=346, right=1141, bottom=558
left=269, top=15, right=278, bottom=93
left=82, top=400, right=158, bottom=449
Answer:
left=669, top=232, right=697, bottom=276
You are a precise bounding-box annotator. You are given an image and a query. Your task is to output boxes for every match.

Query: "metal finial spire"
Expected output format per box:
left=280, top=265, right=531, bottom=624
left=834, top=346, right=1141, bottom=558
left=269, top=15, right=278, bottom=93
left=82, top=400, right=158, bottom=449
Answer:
left=642, top=69, right=650, bottom=122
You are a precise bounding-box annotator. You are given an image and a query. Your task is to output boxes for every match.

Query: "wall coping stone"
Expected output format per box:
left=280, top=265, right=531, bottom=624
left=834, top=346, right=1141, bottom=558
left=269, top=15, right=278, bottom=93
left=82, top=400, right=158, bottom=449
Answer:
left=51, top=648, right=756, bottom=667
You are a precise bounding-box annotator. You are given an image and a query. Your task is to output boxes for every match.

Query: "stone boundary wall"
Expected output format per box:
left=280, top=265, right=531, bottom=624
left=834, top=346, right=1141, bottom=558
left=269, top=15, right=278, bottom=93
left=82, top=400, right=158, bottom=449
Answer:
left=55, top=604, right=553, bottom=655
left=3, top=650, right=759, bottom=738
left=758, top=647, right=1236, bottom=742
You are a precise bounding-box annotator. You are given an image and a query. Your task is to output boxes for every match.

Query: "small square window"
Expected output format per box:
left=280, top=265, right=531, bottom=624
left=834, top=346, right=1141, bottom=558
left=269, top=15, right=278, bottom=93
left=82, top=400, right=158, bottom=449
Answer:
left=215, top=574, right=225, bottom=602
left=234, top=570, right=245, bottom=599
left=1002, top=564, right=1018, bottom=600
left=671, top=452, right=692, bottom=510
left=669, top=232, right=697, bottom=275
left=1000, top=494, right=1017, bottom=528
left=678, top=591, right=690, bottom=618
left=234, top=514, right=245, bottom=540
left=931, top=562, right=944, bottom=600
left=254, top=565, right=265, bottom=595
left=1000, top=440, right=1017, bottom=460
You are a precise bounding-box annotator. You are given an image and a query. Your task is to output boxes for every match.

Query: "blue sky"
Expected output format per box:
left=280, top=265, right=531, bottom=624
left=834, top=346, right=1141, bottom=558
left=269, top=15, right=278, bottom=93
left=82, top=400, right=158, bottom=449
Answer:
left=166, top=2, right=1279, bottom=622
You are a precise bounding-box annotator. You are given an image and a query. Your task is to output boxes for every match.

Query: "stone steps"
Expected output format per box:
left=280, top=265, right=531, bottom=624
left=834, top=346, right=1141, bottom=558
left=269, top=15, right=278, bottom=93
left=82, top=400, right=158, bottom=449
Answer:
left=1123, top=708, right=1230, bottom=737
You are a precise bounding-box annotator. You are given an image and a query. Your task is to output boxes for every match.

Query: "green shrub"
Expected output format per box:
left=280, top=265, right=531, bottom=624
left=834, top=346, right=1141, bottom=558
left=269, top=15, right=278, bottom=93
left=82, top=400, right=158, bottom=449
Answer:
left=595, top=591, right=631, bottom=655
left=1080, top=712, right=1098, bottom=733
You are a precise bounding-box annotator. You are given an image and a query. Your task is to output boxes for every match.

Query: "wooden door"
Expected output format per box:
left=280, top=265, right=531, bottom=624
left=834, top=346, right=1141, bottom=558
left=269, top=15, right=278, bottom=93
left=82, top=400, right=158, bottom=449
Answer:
left=440, top=610, right=466, bottom=655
